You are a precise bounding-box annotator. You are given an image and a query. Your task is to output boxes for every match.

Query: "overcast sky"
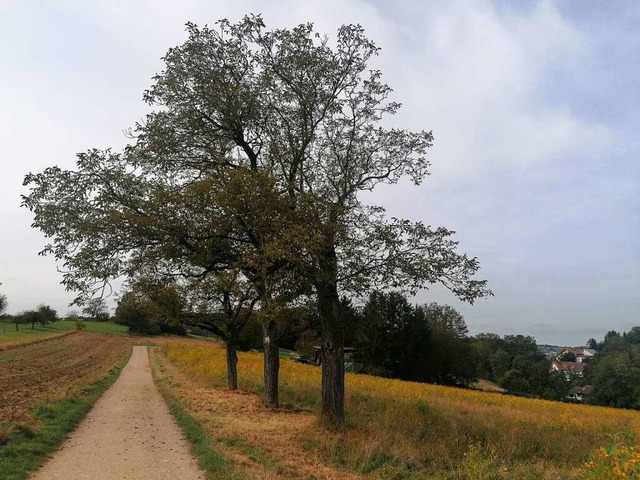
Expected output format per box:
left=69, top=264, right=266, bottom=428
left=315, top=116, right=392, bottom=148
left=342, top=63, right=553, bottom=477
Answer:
left=1, top=0, right=638, bottom=345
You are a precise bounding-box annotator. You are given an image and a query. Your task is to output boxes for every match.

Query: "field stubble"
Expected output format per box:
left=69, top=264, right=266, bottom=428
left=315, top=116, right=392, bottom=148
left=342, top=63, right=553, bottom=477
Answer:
left=0, top=332, right=133, bottom=423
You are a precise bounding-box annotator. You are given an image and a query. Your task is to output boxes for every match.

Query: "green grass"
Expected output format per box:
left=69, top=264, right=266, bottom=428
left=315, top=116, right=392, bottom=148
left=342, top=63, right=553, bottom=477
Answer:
left=72, top=321, right=129, bottom=335
left=149, top=350, right=249, bottom=480
left=0, top=348, right=132, bottom=480
left=0, top=320, right=129, bottom=346
left=278, top=347, right=293, bottom=359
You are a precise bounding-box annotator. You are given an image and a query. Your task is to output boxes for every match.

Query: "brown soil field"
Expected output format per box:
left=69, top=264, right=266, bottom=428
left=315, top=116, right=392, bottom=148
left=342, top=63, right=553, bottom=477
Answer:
left=0, top=332, right=133, bottom=423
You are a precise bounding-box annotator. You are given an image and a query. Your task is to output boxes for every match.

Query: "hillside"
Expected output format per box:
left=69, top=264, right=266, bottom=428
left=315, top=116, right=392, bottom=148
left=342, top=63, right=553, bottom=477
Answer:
left=157, top=342, right=640, bottom=479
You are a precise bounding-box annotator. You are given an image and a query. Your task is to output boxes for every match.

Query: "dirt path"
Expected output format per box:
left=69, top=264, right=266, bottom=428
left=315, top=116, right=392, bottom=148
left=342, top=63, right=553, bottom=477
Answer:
left=30, top=346, right=205, bottom=480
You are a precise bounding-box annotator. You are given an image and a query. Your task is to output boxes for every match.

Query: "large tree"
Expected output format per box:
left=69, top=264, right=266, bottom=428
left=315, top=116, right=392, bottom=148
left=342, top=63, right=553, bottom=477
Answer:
left=23, top=16, right=491, bottom=427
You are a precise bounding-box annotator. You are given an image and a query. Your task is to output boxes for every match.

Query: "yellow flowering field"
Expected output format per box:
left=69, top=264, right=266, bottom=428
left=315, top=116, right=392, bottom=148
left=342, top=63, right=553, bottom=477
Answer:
left=162, top=343, right=640, bottom=479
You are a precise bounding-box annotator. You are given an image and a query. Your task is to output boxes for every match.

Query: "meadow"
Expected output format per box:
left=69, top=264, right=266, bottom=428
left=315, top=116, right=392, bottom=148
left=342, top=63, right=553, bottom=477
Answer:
left=0, top=319, right=129, bottom=348
left=160, top=343, right=640, bottom=479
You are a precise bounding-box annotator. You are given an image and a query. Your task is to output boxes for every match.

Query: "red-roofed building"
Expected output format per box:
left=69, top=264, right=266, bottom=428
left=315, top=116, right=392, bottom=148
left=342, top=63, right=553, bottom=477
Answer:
left=551, top=360, right=587, bottom=380
left=566, top=385, right=593, bottom=403
left=556, top=348, right=596, bottom=363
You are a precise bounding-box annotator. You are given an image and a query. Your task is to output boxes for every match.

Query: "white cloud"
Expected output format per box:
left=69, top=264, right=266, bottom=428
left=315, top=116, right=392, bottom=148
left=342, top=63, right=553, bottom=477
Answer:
left=372, top=0, right=611, bottom=177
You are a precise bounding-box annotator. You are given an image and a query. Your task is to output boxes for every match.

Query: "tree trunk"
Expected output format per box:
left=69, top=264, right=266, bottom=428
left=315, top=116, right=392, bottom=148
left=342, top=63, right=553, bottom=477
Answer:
left=317, top=283, right=345, bottom=429
left=225, top=341, right=239, bottom=390
left=263, top=319, right=279, bottom=407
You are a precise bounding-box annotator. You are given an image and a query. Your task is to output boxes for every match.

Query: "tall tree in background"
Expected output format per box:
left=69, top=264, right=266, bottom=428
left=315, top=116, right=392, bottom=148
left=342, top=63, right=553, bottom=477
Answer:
left=22, top=16, right=491, bottom=427
left=587, top=326, right=640, bottom=409
left=0, top=287, right=6, bottom=316
left=418, top=303, right=477, bottom=385
left=115, top=277, right=188, bottom=335
left=356, top=291, right=431, bottom=380
left=83, top=298, right=110, bottom=321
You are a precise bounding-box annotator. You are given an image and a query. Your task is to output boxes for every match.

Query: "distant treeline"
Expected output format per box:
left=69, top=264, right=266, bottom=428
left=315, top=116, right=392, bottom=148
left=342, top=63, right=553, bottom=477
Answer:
left=114, top=285, right=640, bottom=406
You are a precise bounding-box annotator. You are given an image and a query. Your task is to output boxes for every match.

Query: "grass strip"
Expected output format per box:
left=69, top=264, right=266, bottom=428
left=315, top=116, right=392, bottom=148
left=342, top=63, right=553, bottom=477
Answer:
left=0, top=347, right=133, bottom=480
left=150, top=349, right=249, bottom=480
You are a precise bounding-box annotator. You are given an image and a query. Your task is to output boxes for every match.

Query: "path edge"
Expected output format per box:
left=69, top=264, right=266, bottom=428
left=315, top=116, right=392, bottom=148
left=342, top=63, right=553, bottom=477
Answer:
left=148, top=347, right=248, bottom=480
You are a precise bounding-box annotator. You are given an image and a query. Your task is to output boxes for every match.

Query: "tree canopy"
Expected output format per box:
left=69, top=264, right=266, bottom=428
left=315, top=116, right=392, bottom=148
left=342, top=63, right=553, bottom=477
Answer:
left=586, top=326, right=640, bottom=409
left=22, top=15, right=491, bottom=427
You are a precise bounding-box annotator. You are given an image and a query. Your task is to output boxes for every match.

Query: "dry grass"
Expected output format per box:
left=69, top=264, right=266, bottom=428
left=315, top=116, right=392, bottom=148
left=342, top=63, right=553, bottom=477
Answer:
left=152, top=346, right=365, bottom=479
left=471, top=379, right=506, bottom=393
left=159, top=342, right=640, bottom=479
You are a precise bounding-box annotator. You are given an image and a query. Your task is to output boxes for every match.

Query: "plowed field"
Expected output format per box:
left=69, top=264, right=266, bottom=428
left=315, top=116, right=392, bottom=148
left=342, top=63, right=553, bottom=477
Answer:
left=0, top=332, right=132, bottom=422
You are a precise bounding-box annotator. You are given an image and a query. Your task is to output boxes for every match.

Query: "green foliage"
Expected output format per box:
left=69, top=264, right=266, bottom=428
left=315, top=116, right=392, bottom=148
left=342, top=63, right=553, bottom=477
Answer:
left=22, top=16, right=491, bottom=426
left=184, top=271, right=258, bottom=342
left=82, top=298, right=109, bottom=322
left=355, top=291, right=427, bottom=379
left=582, top=431, right=640, bottom=479
left=623, top=326, right=640, bottom=345
left=558, top=352, right=577, bottom=362
left=36, top=304, right=58, bottom=326
left=588, top=348, right=640, bottom=409
left=353, top=291, right=475, bottom=386
left=115, top=279, right=187, bottom=335
left=584, top=326, right=640, bottom=410
left=419, top=302, right=476, bottom=385
left=236, top=315, right=263, bottom=351
left=0, top=291, right=6, bottom=315
left=294, top=329, right=320, bottom=359
left=472, top=333, right=565, bottom=399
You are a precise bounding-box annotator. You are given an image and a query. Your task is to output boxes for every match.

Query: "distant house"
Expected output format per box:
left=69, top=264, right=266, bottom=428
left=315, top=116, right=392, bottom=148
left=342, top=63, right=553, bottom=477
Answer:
left=556, top=348, right=596, bottom=363
left=551, top=360, right=586, bottom=380
left=566, top=385, right=593, bottom=403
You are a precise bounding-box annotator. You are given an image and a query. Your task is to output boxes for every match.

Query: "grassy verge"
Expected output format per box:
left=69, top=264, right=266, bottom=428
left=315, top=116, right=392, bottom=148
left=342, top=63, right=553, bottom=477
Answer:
left=0, top=346, right=133, bottom=480
left=278, top=347, right=293, bottom=359
left=149, top=348, right=249, bottom=480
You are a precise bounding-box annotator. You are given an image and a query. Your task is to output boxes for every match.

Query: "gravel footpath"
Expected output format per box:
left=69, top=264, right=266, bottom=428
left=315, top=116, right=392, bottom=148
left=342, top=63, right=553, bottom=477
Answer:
left=30, top=346, right=206, bottom=480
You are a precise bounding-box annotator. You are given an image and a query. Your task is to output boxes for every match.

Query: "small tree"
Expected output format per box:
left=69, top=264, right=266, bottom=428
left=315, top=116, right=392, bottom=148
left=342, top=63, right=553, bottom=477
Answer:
left=418, top=303, right=476, bottom=386
left=36, top=304, right=58, bottom=327
left=83, top=298, right=109, bottom=321
left=11, top=313, right=22, bottom=332
left=586, top=337, right=598, bottom=350
left=187, top=271, right=259, bottom=390
left=25, top=310, right=40, bottom=330
left=0, top=292, right=6, bottom=316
